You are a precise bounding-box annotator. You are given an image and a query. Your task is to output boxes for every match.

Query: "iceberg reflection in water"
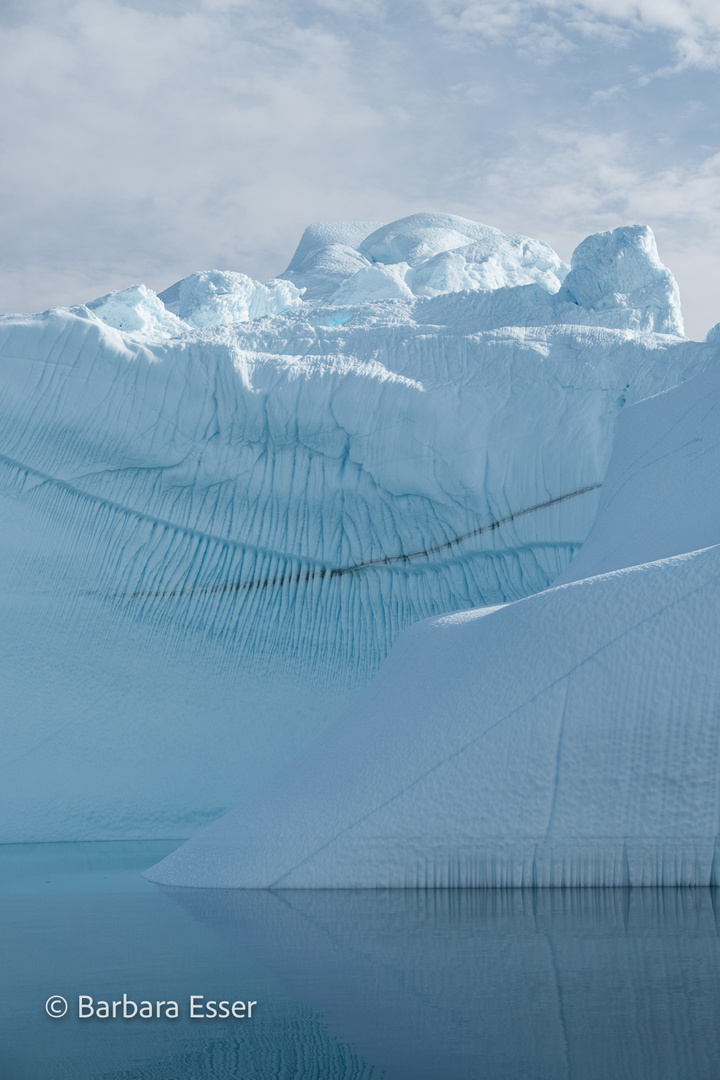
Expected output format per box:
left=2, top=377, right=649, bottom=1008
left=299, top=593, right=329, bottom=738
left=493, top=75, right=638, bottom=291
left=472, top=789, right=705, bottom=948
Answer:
left=3, top=843, right=720, bottom=1079
left=173, top=886, right=720, bottom=1080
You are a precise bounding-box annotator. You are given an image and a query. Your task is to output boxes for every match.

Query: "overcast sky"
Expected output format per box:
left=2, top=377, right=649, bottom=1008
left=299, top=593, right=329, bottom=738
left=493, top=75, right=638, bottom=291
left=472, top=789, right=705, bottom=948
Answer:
left=1, top=0, right=719, bottom=338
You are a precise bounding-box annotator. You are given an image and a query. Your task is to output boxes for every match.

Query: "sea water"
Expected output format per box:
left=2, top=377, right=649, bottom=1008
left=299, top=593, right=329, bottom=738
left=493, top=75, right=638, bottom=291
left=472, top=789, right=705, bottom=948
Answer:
left=2, top=842, right=720, bottom=1079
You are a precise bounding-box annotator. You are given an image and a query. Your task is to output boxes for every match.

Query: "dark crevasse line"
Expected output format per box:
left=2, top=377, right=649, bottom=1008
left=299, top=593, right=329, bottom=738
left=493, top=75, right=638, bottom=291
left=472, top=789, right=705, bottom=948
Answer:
left=134, top=482, right=602, bottom=599
left=0, top=445, right=599, bottom=600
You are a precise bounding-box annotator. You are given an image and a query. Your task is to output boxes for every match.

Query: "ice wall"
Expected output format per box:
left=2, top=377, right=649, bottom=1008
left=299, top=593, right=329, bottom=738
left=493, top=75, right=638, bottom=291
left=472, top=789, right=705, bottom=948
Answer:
left=147, top=350, right=720, bottom=888
left=0, top=213, right=710, bottom=841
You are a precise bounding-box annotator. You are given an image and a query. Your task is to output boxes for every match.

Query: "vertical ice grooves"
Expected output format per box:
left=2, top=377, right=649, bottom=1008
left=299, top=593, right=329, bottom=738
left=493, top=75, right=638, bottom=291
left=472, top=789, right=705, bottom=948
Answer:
left=0, top=448, right=586, bottom=681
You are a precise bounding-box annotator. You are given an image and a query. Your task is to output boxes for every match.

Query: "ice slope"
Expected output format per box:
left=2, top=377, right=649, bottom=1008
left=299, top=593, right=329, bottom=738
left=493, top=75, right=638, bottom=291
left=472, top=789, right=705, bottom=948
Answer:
left=557, top=357, right=720, bottom=582
left=0, top=213, right=709, bottom=842
left=146, top=351, right=720, bottom=888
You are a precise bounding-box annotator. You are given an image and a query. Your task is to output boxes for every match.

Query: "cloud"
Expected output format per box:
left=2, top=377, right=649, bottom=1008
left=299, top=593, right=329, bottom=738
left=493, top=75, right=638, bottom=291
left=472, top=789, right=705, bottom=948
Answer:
left=0, top=0, right=718, bottom=338
left=589, top=83, right=625, bottom=102
left=480, top=127, right=720, bottom=233
left=424, top=1, right=720, bottom=70
left=0, top=1, right=414, bottom=303
left=461, top=126, right=720, bottom=337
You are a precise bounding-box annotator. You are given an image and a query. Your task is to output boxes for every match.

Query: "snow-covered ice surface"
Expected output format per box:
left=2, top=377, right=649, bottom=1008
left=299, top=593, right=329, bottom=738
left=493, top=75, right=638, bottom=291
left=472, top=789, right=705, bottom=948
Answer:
left=146, top=285, right=720, bottom=888
left=146, top=544, right=720, bottom=887
left=0, top=213, right=712, bottom=844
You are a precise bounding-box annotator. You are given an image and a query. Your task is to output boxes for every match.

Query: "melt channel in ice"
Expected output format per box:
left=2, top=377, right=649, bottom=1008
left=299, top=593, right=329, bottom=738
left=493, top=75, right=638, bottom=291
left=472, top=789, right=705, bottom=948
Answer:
left=0, top=213, right=710, bottom=844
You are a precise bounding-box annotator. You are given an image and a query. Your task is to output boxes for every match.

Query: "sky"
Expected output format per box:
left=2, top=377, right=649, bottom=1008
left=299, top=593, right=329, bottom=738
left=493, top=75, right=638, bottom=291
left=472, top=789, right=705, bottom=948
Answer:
left=1, top=0, right=719, bottom=338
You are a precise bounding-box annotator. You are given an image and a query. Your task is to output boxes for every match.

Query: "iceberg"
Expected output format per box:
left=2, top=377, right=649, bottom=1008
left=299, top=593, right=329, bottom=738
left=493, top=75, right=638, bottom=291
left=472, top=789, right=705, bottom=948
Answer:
left=146, top=350, right=720, bottom=887
left=0, top=213, right=711, bottom=843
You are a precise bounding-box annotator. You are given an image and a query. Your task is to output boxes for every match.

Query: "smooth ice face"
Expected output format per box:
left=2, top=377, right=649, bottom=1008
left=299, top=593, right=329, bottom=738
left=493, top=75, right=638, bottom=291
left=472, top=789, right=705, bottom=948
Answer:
left=146, top=545, right=720, bottom=888
left=0, top=213, right=710, bottom=842
left=280, top=221, right=385, bottom=300
left=146, top=354, right=720, bottom=889
left=557, top=358, right=720, bottom=583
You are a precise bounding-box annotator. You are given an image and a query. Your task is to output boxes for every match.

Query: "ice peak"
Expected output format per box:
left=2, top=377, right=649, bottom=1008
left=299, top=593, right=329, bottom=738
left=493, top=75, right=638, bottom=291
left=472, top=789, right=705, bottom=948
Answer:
left=158, top=270, right=303, bottom=328
left=280, top=212, right=570, bottom=304
left=559, top=225, right=683, bottom=335
left=86, top=216, right=686, bottom=340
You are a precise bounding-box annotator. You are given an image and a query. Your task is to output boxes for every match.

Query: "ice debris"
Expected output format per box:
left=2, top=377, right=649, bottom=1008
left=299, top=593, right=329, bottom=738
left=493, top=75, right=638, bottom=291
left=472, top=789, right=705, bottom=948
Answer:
left=87, top=283, right=186, bottom=337
left=158, top=270, right=304, bottom=327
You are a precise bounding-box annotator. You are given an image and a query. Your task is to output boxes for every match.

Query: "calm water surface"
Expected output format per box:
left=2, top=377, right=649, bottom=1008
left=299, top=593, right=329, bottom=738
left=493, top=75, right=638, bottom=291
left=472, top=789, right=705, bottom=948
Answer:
left=2, top=841, right=720, bottom=1079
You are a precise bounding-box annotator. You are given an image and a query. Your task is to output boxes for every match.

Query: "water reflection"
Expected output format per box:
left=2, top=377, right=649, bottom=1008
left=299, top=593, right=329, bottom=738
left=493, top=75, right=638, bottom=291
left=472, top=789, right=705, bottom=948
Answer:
left=171, top=886, right=720, bottom=1080
left=2, top=844, right=720, bottom=1079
